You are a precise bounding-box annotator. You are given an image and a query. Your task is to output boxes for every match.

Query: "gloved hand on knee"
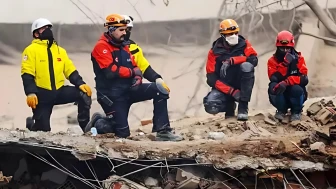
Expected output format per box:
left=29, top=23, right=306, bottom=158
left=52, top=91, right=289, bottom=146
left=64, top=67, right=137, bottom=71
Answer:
left=230, top=89, right=240, bottom=101
left=79, top=84, right=92, bottom=97
left=220, top=59, right=233, bottom=78
left=131, top=75, right=142, bottom=88
left=156, top=78, right=170, bottom=94
left=273, top=80, right=288, bottom=94
left=26, top=93, right=38, bottom=109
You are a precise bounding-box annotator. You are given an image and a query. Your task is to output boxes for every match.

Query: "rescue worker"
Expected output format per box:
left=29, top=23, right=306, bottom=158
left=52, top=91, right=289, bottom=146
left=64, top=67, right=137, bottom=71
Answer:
left=203, top=19, right=258, bottom=121
left=87, top=14, right=182, bottom=141
left=267, top=30, right=308, bottom=121
left=123, top=15, right=164, bottom=83
left=21, top=18, right=92, bottom=132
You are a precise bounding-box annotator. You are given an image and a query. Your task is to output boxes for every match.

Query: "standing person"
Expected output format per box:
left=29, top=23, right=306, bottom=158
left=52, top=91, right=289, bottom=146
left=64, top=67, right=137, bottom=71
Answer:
left=87, top=14, right=182, bottom=141
left=267, top=30, right=308, bottom=121
left=22, top=18, right=92, bottom=132
left=203, top=19, right=258, bottom=121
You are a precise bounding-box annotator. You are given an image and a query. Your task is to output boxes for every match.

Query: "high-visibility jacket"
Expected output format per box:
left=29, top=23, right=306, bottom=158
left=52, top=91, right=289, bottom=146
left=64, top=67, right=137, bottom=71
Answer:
left=128, top=40, right=161, bottom=82
left=21, top=39, right=81, bottom=95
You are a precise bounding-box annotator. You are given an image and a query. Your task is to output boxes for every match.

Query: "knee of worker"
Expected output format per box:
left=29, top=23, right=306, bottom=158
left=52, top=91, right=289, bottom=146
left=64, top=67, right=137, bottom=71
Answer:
left=289, top=85, right=304, bottom=98
left=203, top=94, right=224, bottom=115
left=268, top=82, right=278, bottom=95
left=94, top=118, right=115, bottom=134
left=240, top=62, right=255, bottom=73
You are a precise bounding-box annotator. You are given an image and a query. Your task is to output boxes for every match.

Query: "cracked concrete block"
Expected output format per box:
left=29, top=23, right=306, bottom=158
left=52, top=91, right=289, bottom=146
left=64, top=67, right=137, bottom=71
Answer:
left=307, top=101, right=323, bottom=116
left=310, top=142, right=326, bottom=153
left=208, top=132, right=226, bottom=140
left=314, top=107, right=336, bottom=125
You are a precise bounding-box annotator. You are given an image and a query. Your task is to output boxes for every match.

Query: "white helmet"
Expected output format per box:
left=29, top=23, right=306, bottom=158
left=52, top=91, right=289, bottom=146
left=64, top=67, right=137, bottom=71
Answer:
left=31, top=18, right=53, bottom=34
left=122, top=15, right=133, bottom=28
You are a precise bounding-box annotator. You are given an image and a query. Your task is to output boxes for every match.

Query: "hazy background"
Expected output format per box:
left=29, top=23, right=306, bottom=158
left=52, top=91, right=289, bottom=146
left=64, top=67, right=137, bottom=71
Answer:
left=1, top=0, right=336, bottom=132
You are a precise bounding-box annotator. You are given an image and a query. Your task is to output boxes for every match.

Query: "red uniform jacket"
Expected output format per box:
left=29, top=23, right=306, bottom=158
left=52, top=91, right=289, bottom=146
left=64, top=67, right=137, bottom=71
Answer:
left=267, top=51, right=308, bottom=86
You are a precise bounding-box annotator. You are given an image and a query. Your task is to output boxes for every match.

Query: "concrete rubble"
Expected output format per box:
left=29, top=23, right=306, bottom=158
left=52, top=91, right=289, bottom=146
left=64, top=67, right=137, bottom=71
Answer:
left=0, top=99, right=336, bottom=188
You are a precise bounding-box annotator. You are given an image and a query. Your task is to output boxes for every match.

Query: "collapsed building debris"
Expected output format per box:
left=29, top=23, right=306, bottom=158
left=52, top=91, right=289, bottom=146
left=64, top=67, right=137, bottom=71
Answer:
left=1, top=99, right=336, bottom=188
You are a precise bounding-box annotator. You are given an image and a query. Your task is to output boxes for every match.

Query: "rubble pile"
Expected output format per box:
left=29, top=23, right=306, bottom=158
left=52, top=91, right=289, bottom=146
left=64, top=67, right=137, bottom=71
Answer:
left=1, top=99, right=336, bottom=188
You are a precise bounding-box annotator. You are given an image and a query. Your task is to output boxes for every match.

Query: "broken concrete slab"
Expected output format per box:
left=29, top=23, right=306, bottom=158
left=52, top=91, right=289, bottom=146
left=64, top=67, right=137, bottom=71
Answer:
left=310, top=142, right=326, bottom=153
left=208, top=132, right=226, bottom=140
left=314, top=107, right=336, bottom=125
left=307, top=101, right=323, bottom=116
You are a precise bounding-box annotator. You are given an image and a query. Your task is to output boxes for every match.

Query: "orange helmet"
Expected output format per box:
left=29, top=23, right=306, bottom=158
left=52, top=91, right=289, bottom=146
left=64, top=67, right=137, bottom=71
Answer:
left=104, top=14, right=129, bottom=28
left=219, top=19, right=239, bottom=35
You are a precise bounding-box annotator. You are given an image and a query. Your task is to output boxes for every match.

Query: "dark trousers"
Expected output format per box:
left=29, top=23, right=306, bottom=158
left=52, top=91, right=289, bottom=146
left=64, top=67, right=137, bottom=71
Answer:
left=97, top=83, right=171, bottom=138
left=268, top=82, right=306, bottom=113
left=31, top=86, right=90, bottom=131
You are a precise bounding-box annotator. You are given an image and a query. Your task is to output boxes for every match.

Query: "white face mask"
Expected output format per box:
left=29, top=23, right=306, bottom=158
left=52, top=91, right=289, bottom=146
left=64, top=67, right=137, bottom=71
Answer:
left=225, top=34, right=239, bottom=46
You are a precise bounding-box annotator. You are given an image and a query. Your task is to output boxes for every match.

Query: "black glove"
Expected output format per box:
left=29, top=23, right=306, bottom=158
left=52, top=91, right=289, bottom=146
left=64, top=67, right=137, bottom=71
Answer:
left=220, top=59, right=233, bottom=78
left=132, top=67, right=142, bottom=77
left=230, top=89, right=240, bottom=102
left=273, top=80, right=288, bottom=94
left=131, top=75, right=142, bottom=88
left=283, top=52, right=297, bottom=66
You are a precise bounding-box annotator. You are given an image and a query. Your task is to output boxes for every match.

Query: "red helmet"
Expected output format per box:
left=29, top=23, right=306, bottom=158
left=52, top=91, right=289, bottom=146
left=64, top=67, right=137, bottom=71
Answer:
left=276, top=30, right=295, bottom=47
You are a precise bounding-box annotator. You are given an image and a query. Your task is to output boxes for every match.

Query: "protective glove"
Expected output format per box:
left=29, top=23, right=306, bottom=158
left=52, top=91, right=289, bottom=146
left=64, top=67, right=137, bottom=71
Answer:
left=132, top=67, right=143, bottom=77
left=26, top=94, right=38, bottom=109
left=220, top=59, right=233, bottom=78
left=156, top=78, right=170, bottom=94
left=79, top=84, right=92, bottom=97
left=273, top=80, right=289, bottom=94
left=230, top=89, right=240, bottom=102
left=132, top=75, right=143, bottom=88
left=283, top=52, right=296, bottom=66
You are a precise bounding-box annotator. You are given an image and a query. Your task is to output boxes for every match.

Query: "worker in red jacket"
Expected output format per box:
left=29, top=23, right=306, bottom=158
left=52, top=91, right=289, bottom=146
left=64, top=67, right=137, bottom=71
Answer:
left=203, top=18, right=258, bottom=121
left=267, top=30, right=308, bottom=121
left=86, top=14, right=182, bottom=141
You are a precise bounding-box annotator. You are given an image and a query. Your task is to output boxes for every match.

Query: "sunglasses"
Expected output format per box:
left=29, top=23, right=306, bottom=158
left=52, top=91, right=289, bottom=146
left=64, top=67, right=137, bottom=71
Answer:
left=219, top=26, right=238, bottom=33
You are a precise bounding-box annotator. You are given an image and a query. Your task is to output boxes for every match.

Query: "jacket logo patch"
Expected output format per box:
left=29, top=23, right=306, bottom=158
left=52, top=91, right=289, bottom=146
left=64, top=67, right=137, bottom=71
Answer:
left=127, top=58, right=131, bottom=62
left=290, top=70, right=298, bottom=74
left=115, top=57, right=118, bottom=62
left=57, top=58, right=62, bottom=62
left=23, top=55, right=28, bottom=61
left=103, top=49, right=108, bottom=54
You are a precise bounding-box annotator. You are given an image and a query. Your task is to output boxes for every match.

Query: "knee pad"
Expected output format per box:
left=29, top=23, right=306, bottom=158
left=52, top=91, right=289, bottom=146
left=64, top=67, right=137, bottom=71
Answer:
left=203, top=98, right=224, bottom=114
left=240, top=62, right=254, bottom=73
left=95, top=118, right=115, bottom=134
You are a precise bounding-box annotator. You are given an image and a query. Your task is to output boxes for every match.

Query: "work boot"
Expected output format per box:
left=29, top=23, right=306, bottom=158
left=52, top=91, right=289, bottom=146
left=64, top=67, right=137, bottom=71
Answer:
left=274, top=111, right=286, bottom=121
left=237, top=101, right=248, bottom=121
left=26, top=117, right=34, bottom=131
left=290, top=113, right=301, bottom=122
left=84, top=112, right=104, bottom=133
left=156, top=130, right=183, bottom=141
left=225, top=102, right=236, bottom=119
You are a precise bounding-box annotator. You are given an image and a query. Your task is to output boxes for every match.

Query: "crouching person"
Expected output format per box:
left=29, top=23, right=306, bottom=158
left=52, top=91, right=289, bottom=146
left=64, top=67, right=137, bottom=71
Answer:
left=22, top=18, right=92, bottom=132
left=203, top=19, right=258, bottom=121
left=86, top=14, right=183, bottom=141
left=267, top=30, right=308, bottom=121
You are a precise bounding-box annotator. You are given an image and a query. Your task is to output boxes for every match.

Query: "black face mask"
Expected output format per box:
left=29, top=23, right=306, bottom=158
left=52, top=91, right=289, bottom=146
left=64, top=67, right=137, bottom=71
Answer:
left=39, top=28, right=54, bottom=42
left=124, top=31, right=131, bottom=41
left=275, top=47, right=287, bottom=62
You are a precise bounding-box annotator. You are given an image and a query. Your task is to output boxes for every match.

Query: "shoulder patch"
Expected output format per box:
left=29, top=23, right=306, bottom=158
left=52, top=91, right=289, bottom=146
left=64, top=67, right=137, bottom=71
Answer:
left=23, top=55, right=28, bottom=61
